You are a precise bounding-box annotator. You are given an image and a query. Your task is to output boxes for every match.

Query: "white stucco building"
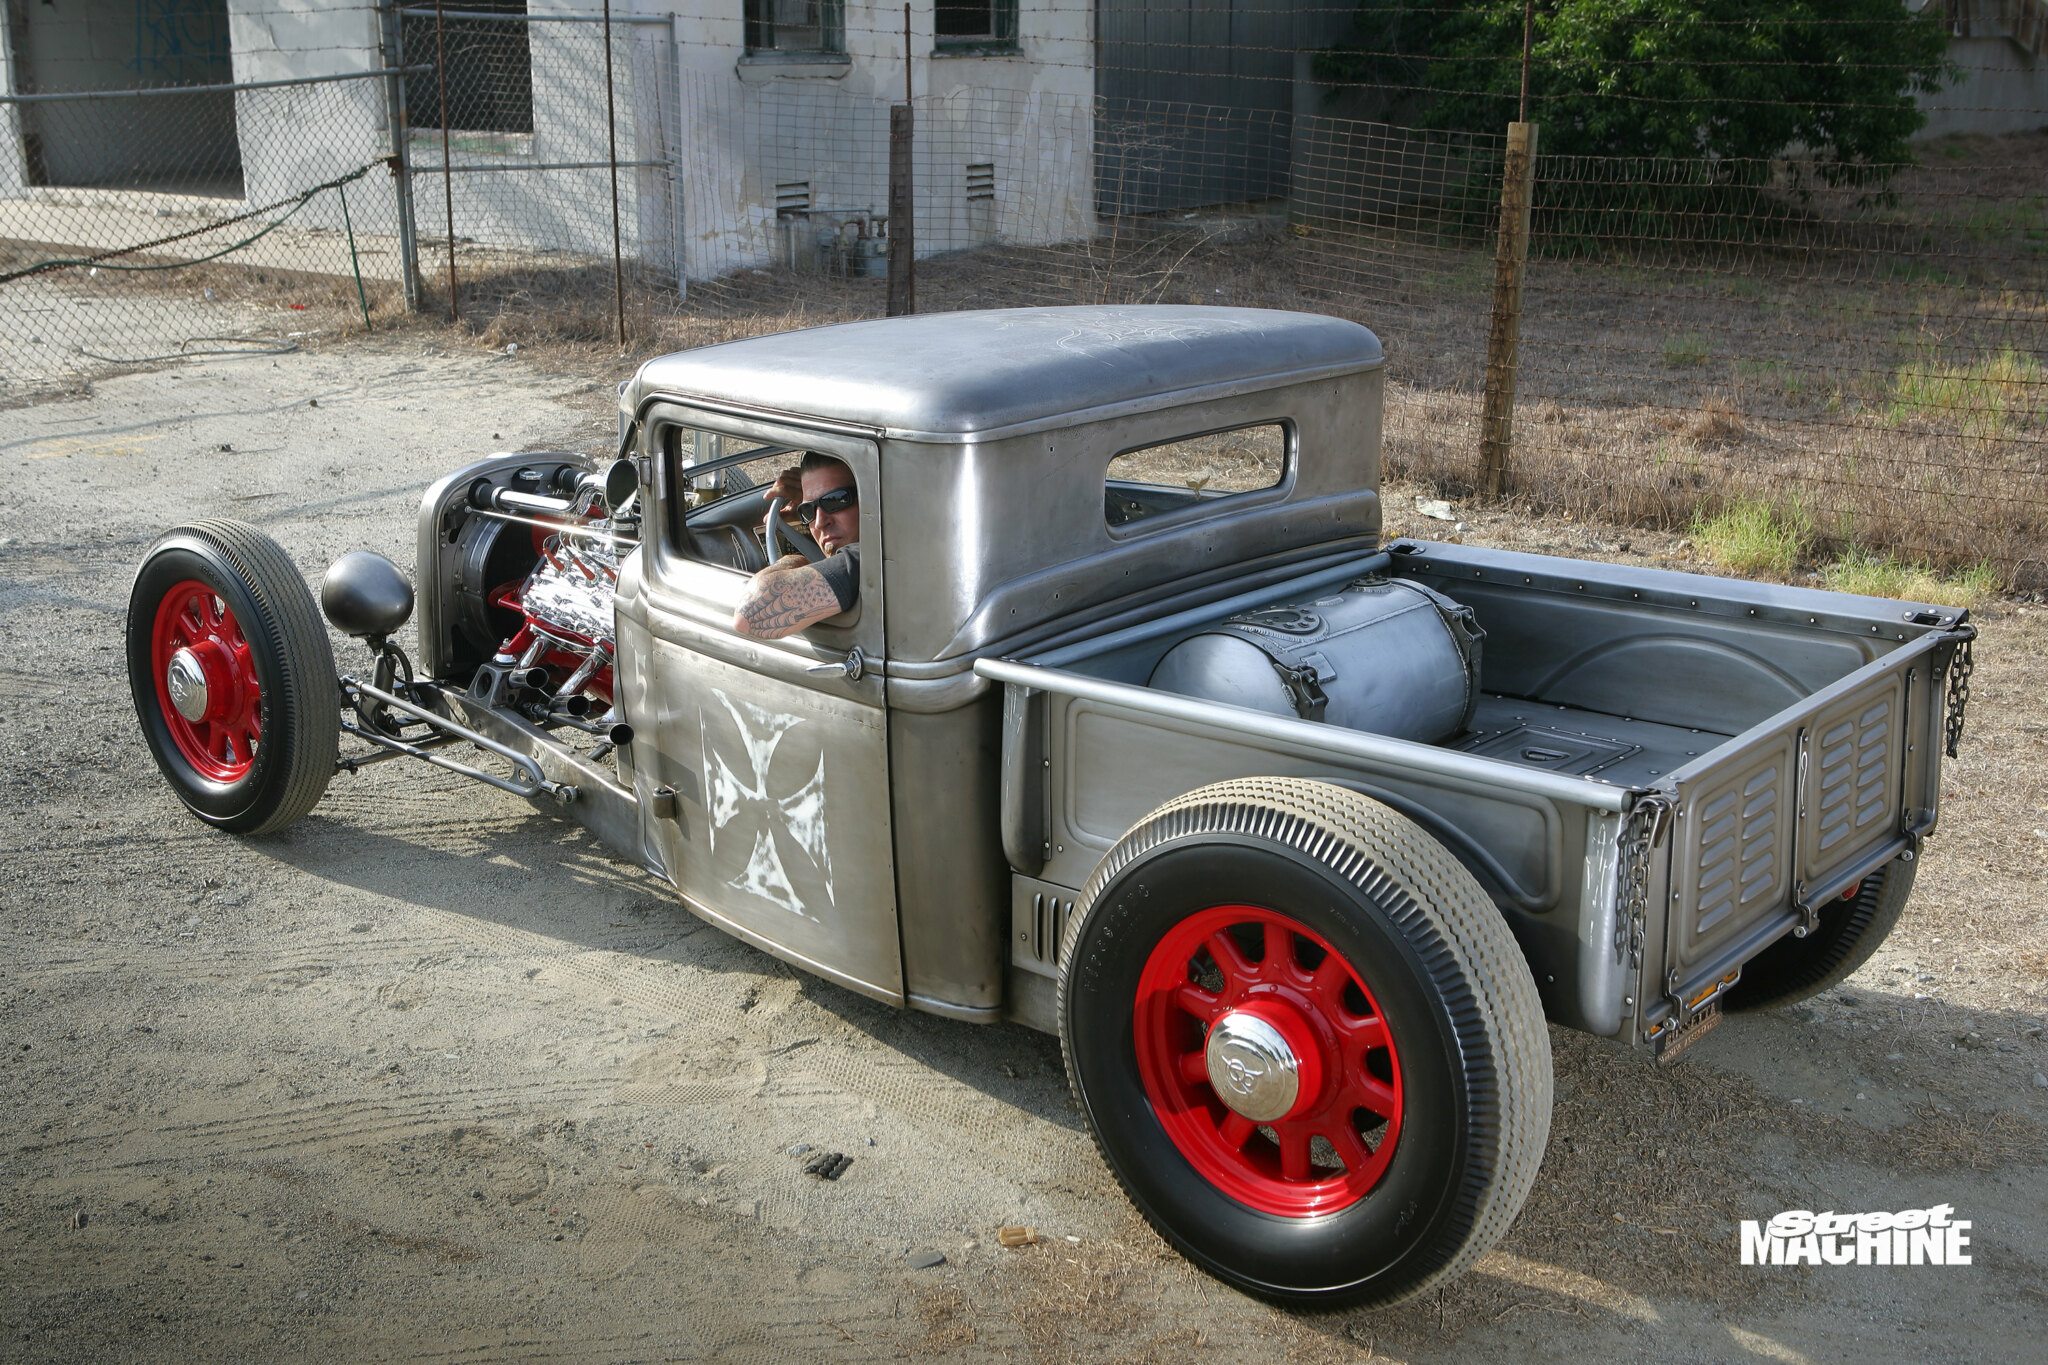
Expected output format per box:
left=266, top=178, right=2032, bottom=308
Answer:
left=1912, top=0, right=2048, bottom=139
left=0, top=1, right=1096, bottom=287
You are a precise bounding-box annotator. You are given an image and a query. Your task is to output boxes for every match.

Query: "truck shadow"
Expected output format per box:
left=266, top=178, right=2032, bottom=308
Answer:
left=264, top=802, right=1082, bottom=1133
left=262, top=794, right=2047, bottom=1352
left=1299, top=996, right=2047, bottom=1355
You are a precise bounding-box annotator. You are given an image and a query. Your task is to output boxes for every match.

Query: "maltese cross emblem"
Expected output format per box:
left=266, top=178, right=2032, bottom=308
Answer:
left=702, top=689, right=833, bottom=918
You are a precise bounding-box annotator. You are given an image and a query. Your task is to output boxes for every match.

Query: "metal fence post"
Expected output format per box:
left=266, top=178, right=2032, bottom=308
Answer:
left=667, top=13, right=686, bottom=301
left=602, top=0, right=626, bottom=346
left=377, top=1, right=422, bottom=311
left=432, top=0, right=459, bottom=323
left=1479, top=120, right=1538, bottom=498
left=887, top=105, right=915, bottom=316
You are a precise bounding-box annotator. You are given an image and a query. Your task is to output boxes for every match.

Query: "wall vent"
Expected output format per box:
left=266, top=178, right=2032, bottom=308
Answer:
left=775, top=181, right=811, bottom=218
left=965, top=162, right=995, bottom=201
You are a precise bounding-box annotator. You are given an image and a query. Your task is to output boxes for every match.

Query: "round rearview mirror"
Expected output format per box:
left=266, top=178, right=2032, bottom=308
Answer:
left=603, top=458, right=640, bottom=513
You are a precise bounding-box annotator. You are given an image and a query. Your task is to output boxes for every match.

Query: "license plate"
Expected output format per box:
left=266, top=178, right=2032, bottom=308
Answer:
left=1653, top=1000, right=1723, bottom=1067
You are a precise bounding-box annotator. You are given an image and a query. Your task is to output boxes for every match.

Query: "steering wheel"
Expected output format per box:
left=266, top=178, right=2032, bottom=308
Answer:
left=765, top=498, right=826, bottom=564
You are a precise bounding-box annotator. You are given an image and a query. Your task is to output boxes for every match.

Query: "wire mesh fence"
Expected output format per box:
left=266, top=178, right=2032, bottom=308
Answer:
left=3, top=1, right=2042, bottom=585
left=1500, top=139, right=2048, bottom=584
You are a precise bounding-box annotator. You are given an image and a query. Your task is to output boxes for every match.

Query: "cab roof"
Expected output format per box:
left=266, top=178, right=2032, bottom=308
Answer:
left=631, top=305, right=1383, bottom=442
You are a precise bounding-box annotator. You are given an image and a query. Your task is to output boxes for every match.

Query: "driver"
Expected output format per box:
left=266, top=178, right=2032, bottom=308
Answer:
left=731, top=452, right=860, bottom=640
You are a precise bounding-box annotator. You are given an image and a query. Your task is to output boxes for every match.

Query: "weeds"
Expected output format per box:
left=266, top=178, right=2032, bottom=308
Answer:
left=1663, top=332, right=1711, bottom=367
left=1890, top=348, right=2046, bottom=434
left=1820, top=550, right=1996, bottom=607
left=1691, top=498, right=1811, bottom=574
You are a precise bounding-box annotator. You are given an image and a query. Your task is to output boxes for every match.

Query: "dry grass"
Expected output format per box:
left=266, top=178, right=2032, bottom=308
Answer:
left=1821, top=549, right=1998, bottom=607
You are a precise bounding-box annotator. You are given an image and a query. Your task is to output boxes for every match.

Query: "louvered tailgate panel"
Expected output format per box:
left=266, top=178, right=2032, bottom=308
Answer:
left=1669, top=735, right=1797, bottom=978
left=1800, top=672, right=1906, bottom=888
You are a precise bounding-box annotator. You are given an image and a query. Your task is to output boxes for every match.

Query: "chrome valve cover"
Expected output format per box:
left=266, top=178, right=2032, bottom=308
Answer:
left=520, top=537, right=620, bottom=651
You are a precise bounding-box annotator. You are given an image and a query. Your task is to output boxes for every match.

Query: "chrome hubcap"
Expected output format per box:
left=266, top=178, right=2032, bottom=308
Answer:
left=1204, top=1010, right=1302, bottom=1123
left=166, top=648, right=211, bottom=722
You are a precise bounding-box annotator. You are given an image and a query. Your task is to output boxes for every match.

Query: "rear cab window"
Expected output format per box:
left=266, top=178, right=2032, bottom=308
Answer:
left=1105, top=422, right=1290, bottom=531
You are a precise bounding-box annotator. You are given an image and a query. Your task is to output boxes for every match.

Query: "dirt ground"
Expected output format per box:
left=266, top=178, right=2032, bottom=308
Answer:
left=2, top=334, right=2044, bottom=1364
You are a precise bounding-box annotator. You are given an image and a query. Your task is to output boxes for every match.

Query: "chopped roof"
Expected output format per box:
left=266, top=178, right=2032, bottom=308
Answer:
left=632, top=305, right=1382, bottom=440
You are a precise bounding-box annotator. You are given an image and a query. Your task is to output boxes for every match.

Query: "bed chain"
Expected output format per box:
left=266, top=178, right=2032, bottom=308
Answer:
left=1614, top=794, right=1674, bottom=968
left=1944, top=626, right=1976, bottom=759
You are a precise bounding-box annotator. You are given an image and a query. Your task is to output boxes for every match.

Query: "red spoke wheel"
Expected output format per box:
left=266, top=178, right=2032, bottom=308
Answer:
left=1135, top=905, right=1403, bottom=1217
left=151, top=581, right=263, bottom=782
left=128, top=520, right=337, bottom=834
left=1059, top=778, right=1552, bottom=1309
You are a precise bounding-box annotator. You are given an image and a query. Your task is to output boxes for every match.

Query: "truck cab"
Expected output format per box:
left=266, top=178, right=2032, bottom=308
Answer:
left=613, top=306, right=1392, bottom=1025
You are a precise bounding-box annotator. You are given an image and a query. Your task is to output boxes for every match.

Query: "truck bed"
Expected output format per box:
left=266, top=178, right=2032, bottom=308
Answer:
left=979, top=539, right=1969, bottom=1042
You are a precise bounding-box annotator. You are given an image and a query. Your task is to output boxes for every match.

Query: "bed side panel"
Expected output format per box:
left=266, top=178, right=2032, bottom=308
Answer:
left=1031, top=691, right=1609, bottom=1030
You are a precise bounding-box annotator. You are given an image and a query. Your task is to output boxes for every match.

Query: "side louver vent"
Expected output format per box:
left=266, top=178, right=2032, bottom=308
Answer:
left=1031, top=889, right=1073, bottom=966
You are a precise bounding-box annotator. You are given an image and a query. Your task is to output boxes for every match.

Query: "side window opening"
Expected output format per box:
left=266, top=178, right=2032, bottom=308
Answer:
left=1105, top=422, right=1289, bottom=530
left=662, top=425, right=862, bottom=584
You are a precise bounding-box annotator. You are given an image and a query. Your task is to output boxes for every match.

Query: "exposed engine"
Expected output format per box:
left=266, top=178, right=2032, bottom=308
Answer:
left=457, top=460, right=639, bottom=726
left=494, top=517, right=621, bottom=708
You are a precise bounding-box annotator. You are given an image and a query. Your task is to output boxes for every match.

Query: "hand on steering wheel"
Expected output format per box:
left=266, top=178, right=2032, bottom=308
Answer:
left=764, top=497, right=826, bottom=564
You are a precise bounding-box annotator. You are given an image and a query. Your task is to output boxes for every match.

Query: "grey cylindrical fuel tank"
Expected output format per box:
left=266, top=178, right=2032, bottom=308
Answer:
left=1148, top=576, right=1484, bottom=743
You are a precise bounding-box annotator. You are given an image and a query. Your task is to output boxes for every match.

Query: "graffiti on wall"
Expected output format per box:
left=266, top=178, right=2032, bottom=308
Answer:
left=128, top=0, right=233, bottom=83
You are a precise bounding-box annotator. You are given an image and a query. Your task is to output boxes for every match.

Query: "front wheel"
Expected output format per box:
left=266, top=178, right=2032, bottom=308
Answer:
left=1058, top=778, right=1552, bottom=1309
left=127, top=519, right=337, bottom=834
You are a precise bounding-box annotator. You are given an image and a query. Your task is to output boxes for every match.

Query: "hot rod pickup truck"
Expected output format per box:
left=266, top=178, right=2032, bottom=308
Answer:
left=126, top=306, right=1973, bottom=1307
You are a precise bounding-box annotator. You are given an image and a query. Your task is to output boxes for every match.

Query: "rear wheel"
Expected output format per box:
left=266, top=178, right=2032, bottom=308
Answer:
left=127, top=520, right=337, bottom=834
left=1058, top=777, right=1552, bottom=1308
left=1724, top=857, right=1916, bottom=1011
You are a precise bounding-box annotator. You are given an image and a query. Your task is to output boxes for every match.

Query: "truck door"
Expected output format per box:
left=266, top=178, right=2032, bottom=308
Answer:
left=613, top=408, right=901, bottom=1004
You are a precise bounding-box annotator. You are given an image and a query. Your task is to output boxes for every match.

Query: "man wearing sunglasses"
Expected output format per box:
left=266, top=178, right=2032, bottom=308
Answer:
left=732, top=452, right=862, bottom=640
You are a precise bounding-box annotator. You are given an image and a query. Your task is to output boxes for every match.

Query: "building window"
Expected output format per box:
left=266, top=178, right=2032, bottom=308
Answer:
left=745, top=0, right=845, bottom=55
left=403, top=0, right=533, bottom=136
left=934, top=0, right=1017, bottom=50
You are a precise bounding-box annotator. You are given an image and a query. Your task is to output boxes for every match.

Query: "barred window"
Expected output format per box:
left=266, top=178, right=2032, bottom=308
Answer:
left=744, top=0, right=845, bottom=55
left=402, top=0, right=533, bottom=137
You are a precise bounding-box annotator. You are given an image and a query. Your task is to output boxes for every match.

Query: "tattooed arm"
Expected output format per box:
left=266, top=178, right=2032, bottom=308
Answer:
left=732, top=555, right=846, bottom=639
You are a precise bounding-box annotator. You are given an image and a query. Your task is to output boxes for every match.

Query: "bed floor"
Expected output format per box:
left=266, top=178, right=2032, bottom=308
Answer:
left=1452, top=695, right=1733, bottom=789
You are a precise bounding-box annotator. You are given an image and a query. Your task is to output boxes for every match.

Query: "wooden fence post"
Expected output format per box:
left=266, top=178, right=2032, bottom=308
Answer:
left=886, top=4, right=916, bottom=317
left=1479, top=120, right=1538, bottom=498
left=886, top=103, right=916, bottom=317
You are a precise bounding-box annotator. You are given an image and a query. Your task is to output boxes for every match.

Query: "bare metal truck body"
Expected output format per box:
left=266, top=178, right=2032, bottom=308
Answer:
left=128, top=307, right=1972, bottom=1309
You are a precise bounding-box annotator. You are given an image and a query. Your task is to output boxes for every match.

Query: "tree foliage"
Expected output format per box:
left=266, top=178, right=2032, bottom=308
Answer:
left=1319, top=0, right=1955, bottom=179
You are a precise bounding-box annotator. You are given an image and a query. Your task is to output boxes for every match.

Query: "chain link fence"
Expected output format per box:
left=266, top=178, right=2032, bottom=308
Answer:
left=3, top=3, right=2042, bottom=585
left=396, top=5, right=680, bottom=343
left=1, top=70, right=409, bottom=390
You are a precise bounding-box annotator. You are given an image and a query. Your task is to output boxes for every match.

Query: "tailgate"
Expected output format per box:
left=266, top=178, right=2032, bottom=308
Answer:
left=1645, top=627, right=1962, bottom=1024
